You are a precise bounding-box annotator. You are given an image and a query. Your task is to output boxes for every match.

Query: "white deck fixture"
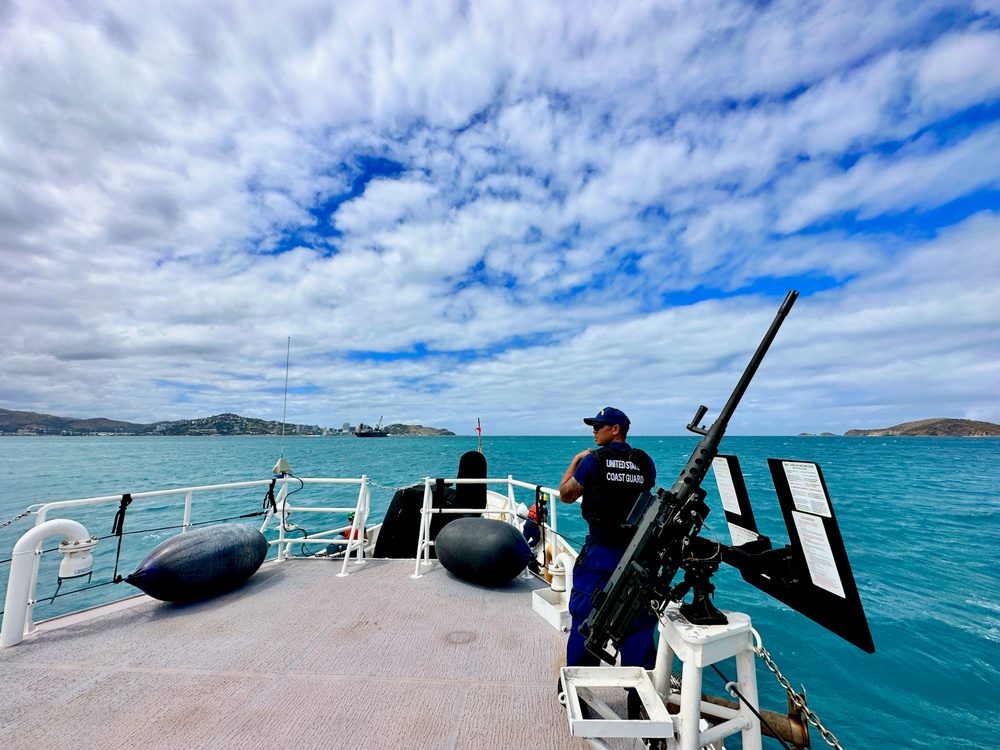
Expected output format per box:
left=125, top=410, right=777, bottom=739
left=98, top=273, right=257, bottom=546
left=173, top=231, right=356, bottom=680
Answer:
left=532, top=552, right=576, bottom=631
left=548, top=552, right=575, bottom=594
left=1, top=519, right=93, bottom=648
left=562, top=603, right=761, bottom=749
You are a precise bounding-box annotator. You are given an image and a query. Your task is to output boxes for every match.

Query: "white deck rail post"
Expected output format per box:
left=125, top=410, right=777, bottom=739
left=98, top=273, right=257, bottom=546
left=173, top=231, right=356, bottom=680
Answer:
left=181, top=490, right=194, bottom=532
left=411, top=478, right=435, bottom=578
left=338, top=477, right=370, bottom=577
left=274, top=478, right=292, bottom=561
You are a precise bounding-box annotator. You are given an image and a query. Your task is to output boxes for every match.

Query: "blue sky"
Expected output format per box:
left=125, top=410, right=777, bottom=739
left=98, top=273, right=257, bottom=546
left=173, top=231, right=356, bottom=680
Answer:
left=1, top=0, right=998, bottom=435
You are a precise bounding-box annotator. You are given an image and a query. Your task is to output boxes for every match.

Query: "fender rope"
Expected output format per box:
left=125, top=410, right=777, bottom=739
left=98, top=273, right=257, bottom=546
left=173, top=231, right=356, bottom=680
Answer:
left=110, top=493, right=132, bottom=583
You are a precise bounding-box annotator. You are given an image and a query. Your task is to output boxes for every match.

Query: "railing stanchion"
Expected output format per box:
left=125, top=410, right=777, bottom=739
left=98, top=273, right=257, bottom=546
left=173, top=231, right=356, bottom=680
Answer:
left=182, top=491, right=194, bottom=533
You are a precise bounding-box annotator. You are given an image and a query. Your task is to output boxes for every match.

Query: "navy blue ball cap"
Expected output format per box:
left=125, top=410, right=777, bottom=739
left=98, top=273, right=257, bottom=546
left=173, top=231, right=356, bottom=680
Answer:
left=583, top=407, right=630, bottom=430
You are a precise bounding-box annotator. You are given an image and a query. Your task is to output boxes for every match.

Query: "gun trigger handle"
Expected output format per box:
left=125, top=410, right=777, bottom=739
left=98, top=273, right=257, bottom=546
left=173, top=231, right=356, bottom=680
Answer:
left=687, top=405, right=709, bottom=435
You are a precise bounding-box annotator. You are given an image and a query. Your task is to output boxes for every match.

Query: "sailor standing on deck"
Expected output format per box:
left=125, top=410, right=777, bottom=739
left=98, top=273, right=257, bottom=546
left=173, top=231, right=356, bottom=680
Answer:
left=559, top=407, right=657, bottom=671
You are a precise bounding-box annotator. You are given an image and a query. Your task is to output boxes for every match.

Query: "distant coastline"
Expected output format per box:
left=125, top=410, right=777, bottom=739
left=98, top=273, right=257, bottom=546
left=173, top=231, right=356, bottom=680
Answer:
left=0, top=409, right=454, bottom=437
left=3, top=409, right=995, bottom=438
left=801, top=418, right=1000, bottom=438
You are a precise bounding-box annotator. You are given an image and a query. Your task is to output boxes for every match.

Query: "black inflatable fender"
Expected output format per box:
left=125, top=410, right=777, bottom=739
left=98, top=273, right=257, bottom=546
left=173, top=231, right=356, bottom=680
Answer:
left=434, top=517, right=533, bottom=587
left=125, top=523, right=269, bottom=603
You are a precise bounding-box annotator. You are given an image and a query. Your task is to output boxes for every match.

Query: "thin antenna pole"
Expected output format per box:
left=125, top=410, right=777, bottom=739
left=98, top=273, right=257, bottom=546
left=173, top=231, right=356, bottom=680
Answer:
left=280, top=336, right=290, bottom=458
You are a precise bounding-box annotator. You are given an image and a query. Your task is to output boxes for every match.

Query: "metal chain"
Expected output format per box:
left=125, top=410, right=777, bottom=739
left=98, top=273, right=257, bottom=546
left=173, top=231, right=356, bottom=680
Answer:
left=367, top=480, right=418, bottom=493
left=754, top=636, right=844, bottom=750
left=0, top=508, right=32, bottom=530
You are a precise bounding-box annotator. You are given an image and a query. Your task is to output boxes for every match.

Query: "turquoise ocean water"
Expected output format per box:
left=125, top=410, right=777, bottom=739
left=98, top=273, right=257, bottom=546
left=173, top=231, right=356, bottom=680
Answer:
left=1, top=434, right=997, bottom=749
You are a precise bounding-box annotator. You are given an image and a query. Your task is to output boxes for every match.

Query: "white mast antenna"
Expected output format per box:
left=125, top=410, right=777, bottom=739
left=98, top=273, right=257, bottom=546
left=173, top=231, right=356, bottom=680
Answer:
left=272, top=337, right=293, bottom=476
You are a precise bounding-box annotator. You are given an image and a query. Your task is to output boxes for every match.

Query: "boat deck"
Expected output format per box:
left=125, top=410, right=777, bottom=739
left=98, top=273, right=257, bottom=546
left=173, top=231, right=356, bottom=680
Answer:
left=0, top=558, right=591, bottom=749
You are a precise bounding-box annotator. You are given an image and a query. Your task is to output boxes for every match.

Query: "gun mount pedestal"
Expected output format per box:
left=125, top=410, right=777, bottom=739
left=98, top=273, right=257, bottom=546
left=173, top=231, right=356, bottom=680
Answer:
left=656, top=603, right=761, bottom=750
left=560, top=604, right=761, bottom=750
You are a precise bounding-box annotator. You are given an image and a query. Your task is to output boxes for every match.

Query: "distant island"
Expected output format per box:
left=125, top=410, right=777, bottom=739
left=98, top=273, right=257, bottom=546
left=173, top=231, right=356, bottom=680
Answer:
left=842, top=418, right=1000, bottom=437
left=797, top=418, right=1000, bottom=438
left=799, top=417, right=1000, bottom=437
left=0, top=409, right=454, bottom=437
left=377, top=423, right=455, bottom=437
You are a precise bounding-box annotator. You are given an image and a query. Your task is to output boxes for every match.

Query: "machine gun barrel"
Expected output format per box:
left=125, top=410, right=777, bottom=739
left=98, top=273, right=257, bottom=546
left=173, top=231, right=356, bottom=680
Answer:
left=581, top=290, right=798, bottom=663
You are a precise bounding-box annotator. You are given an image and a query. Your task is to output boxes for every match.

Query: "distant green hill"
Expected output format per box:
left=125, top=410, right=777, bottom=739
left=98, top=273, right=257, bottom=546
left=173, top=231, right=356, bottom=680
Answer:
left=379, top=423, right=455, bottom=436
left=0, top=409, right=454, bottom=437
left=0, top=409, right=322, bottom=436
left=844, top=418, right=1000, bottom=437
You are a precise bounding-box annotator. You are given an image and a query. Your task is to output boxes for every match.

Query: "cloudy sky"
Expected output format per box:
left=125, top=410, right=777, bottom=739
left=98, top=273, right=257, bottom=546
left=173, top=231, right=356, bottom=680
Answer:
left=1, top=0, right=998, bottom=436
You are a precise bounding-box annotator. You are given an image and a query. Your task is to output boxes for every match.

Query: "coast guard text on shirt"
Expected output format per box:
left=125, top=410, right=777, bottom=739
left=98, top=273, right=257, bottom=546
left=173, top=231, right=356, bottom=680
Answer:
left=605, top=458, right=645, bottom=483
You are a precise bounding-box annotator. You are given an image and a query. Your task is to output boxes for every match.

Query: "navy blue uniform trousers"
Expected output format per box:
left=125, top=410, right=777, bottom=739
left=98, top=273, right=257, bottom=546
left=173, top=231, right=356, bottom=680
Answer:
left=566, top=540, right=658, bottom=668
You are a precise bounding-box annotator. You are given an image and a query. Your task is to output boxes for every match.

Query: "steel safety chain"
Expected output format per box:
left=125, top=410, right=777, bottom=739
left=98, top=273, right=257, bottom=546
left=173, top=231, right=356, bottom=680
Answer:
left=752, top=629, right=844, bottom=750
left=0, top=508, right=32, bottom=529
left=368, top=480, right=418, bottom=493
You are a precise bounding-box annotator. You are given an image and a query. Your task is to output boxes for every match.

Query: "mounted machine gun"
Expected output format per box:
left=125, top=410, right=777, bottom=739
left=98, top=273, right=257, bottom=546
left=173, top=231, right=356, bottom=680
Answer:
left=581, top=290, right=875, bottom=665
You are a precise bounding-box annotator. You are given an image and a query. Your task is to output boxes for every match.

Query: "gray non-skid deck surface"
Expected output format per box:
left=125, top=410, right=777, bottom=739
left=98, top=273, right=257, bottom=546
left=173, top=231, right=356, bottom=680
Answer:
left=0, top=559, right=591, bottom=749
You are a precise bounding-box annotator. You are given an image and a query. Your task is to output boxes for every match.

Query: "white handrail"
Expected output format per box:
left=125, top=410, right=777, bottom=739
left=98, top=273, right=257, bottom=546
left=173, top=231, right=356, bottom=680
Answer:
left=1, top=519, right=92, bottom=648
left=6, top=477, right=372, bottom=633
left=27, top=479, right=280, bottom=524
left=3, top=474, right=570, bottom=637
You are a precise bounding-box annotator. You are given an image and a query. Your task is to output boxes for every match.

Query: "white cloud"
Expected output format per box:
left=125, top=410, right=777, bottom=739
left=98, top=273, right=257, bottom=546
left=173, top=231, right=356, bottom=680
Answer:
left=334, top=179, right=439, bottom=235
left=915, top=29, right=1000, bottom=114
left=777, top=125, right=1000, bottom=232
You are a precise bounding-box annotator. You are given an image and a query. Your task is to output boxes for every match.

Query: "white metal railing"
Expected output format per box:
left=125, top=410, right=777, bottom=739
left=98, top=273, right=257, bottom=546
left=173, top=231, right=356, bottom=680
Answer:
left=263, top=476, right=371, bottom=577
left=2, top=476, right=370, bottom=647
left=3, top=473, right=575, bottom=647
left=26, top=479, right=278, bottom=527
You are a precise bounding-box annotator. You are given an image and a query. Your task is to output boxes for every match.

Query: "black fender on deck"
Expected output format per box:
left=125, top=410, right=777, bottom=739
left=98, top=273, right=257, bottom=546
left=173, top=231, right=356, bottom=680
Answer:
left=125, top=523, right=268, bottom=603
left=373, top=485, right=437, bottom=559
left=434, top=517, right=533, bottom=587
